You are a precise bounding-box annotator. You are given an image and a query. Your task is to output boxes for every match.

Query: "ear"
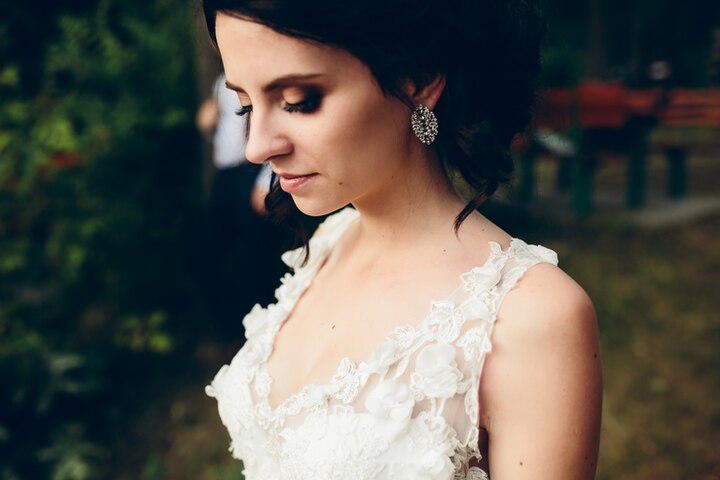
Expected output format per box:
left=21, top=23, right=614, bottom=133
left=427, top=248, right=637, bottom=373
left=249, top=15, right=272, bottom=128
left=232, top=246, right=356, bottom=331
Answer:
left=406, top=74, right=446, bottom=110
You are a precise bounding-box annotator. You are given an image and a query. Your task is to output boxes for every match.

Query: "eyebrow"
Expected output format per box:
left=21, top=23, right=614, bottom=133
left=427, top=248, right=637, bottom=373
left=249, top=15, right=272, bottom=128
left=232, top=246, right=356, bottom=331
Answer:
left=225, top=73, right=326, bottom=94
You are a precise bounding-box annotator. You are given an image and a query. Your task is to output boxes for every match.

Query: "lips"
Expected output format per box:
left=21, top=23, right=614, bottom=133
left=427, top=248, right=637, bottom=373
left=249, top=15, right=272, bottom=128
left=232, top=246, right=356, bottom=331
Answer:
left=277, top=172, right=311, bottom=180
left=277, top=172, right=318, bottom=193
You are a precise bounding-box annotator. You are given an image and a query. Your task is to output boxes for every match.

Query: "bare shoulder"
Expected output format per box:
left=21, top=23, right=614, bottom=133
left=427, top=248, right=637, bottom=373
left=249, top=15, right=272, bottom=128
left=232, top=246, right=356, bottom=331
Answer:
left=479, top=263, right=602, bottom=479
left=485, top=262, right=600, bottom=385
left=500, top=262, right=596, bottom=339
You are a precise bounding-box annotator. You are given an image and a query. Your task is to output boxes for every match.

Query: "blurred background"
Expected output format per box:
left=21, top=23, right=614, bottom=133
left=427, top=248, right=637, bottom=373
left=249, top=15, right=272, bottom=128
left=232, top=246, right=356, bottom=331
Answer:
left=0, top=0, right=718, bottom=479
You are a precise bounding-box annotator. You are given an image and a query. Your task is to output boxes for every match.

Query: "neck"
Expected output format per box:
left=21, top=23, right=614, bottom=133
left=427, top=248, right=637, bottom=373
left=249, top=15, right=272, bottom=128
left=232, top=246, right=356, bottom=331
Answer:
left=349, top=150, right=469, bottom=256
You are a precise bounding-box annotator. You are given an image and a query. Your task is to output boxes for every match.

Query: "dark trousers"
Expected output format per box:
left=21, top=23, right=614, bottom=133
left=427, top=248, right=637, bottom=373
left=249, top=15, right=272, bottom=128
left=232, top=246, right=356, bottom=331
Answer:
left=192, top=163, right=291, bottom=341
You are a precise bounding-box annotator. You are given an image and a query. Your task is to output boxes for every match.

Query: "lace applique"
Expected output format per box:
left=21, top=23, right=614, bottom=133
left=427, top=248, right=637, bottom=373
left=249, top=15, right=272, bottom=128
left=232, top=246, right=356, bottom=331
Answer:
left=410, top=343, right=463, bottom=399
left=254, top=370, right=272, bottom=397
left=457, top=327, right=493, bottom=366
left=426, top=301, right=467, bottom=343
left=365, top=380, right=414, bottom=422
left=207, top=207, right=559, bottom=480
left=465, top=467, right=490, bottom=480
left=329, top=358, right=362, bottom=403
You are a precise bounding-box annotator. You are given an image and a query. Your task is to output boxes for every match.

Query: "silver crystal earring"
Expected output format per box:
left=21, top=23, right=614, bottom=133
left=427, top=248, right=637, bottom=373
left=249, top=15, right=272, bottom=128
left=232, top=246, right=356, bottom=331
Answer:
left=411, top=104, right=439, bottom=145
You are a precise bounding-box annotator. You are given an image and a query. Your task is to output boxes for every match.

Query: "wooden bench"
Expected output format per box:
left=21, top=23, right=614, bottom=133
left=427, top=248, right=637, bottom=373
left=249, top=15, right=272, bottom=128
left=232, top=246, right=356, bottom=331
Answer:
left=656, top=89, right=720, bottom=198
left=519, top=82, right=720, bottom=216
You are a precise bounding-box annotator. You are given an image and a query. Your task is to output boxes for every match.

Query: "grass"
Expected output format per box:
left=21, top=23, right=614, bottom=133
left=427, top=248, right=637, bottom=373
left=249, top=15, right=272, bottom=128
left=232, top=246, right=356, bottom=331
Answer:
left=545, top=216, right=720, bottom=479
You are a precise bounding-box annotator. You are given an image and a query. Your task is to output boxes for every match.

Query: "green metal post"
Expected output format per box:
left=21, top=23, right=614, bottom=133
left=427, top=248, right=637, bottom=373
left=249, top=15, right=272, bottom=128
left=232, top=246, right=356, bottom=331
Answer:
left=666, top=147, right=687, bottom=198
left=572, top=153, right=594, bottom=217
left=557, top=157, right=572, bottom=191
left=516, top=150, right=535, bottom=202
left=626, top=131, right=649, bottom=209
left=569, top=125, right=592, bottom=218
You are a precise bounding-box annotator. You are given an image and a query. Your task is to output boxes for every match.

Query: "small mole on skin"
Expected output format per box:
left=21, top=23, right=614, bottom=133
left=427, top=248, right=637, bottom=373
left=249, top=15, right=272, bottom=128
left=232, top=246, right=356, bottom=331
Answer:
left=519, top=461, right=524, bottom=466
left=593, top=353, right=598, bottom=358
left=331, top=324, right=335, bottom=330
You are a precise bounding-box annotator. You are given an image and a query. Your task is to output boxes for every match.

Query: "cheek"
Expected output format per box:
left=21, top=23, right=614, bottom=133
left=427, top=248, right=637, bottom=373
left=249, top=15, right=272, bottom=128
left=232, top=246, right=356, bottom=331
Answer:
left=311, top=94, right=410, bottom=177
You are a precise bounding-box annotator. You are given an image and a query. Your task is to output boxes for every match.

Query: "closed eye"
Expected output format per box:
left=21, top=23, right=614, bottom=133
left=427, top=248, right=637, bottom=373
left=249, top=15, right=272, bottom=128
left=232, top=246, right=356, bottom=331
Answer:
left=235, top=105, right=253, bottom=117
left=282, top=92, right=321, bottom=114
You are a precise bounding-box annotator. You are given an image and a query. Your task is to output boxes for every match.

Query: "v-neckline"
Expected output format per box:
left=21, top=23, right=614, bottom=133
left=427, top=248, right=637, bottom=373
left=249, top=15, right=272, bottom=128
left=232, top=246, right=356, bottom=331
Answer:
left=257, top=208, right=519, bottom=415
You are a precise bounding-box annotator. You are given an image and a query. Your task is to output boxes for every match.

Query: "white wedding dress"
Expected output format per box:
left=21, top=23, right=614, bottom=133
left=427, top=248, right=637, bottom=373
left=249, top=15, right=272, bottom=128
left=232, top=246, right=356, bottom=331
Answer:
left=207, top=207, right=558, bottom=480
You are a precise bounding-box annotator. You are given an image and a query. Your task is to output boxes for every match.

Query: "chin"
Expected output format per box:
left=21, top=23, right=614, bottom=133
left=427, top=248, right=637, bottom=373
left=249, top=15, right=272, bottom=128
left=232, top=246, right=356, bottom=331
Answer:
left=291, top=196, right=351, bottom=218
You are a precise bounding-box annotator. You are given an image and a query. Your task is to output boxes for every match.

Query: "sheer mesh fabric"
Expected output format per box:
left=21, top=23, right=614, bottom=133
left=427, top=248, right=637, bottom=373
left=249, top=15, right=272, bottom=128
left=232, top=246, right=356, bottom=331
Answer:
left=207, top=207, right=558, bottom=480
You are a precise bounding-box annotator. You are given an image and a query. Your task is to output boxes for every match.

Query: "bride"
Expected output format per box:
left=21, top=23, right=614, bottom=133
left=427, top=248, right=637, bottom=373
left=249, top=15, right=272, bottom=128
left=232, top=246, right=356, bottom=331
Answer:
left=203, top=0, right=602, bottom=478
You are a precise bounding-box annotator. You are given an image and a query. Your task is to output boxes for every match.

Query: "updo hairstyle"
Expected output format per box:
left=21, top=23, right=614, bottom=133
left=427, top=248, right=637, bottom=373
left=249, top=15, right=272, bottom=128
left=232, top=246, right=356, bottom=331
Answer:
left=202, top=0, right=545, bottom=245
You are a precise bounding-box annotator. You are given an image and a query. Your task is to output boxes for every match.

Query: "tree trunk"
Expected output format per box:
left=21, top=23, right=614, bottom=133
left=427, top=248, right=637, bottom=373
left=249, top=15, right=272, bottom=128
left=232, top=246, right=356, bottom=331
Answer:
left=586, top=0, right=606, bottom=79
left=192, top=7, right=222, bottom=198
left=710, top=27, right=720, bottom=85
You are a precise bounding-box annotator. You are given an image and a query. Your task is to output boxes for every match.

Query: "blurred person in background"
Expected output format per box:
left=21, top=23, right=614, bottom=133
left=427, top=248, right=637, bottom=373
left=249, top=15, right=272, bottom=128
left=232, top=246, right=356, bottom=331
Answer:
left=202, top=1, right=602, bottom=479
left=195, top=73, right=289, bottom=342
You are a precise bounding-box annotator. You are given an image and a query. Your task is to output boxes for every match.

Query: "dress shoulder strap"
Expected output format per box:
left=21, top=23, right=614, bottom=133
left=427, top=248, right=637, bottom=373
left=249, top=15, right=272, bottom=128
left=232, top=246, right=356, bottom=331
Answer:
left=451, top=238, right=559, bottom=462
left=493, top=239, right=559, bottom=315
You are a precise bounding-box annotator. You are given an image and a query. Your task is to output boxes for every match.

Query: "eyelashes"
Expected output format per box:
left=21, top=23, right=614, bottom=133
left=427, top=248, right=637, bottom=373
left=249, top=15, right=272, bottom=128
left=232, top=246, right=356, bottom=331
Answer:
left=234, top=91, right=322, bottom=117
left=283, top=92, right=321, bottom=114
left=235, top=105, right=253, bottom=117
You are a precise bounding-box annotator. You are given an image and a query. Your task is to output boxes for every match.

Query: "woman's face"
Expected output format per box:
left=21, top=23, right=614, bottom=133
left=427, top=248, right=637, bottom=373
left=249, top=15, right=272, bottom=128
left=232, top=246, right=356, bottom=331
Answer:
left=215, top=14, right=418, bottom=217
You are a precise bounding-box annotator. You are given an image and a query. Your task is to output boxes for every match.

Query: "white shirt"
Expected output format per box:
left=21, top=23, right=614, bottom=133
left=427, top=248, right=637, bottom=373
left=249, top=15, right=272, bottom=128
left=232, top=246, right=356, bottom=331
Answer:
left=213, top=74, right=248, bottom=169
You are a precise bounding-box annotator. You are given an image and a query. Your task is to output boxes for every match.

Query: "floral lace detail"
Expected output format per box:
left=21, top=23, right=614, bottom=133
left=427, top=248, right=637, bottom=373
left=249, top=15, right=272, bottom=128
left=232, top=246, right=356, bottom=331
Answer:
left=411, top=343, right=463, bottom=399
left=207, top=207, right=559, bottom=480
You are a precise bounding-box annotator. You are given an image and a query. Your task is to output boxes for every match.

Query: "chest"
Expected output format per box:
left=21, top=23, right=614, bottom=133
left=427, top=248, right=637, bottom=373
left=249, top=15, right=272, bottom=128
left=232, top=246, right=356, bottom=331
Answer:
left=264, top=265, right=459, bottom=409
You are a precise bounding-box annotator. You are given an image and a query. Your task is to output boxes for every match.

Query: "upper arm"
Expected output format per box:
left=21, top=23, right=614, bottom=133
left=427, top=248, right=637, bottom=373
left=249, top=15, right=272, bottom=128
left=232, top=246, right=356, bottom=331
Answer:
left=479, top=263, right=602, bottom=479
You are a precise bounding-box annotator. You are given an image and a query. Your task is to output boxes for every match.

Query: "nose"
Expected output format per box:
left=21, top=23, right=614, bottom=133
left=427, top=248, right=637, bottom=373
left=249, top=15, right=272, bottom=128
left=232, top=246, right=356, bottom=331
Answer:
left=243, top=110, right=293, bottom=165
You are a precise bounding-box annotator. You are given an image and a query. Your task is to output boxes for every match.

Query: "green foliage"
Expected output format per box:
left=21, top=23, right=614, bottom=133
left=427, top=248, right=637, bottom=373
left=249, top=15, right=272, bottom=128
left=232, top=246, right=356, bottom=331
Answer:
left=0, top=0, right=202, bottom=477
left=116, top=311, right=174, bottom=354
left=538, top=0, right=720, bottom=86
left=539, top=45, right=584, bottom=87
left=36, top=425, right=105, bottom=480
